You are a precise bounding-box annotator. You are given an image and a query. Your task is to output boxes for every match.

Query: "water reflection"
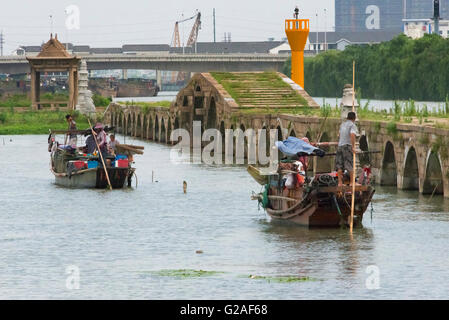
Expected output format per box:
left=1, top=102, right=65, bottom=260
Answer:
left=259, top=219, right=374, bottom=281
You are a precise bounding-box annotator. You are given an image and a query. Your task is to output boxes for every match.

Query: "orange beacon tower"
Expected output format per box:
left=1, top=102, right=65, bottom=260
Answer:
left=285, top=7, right=309, bottom=88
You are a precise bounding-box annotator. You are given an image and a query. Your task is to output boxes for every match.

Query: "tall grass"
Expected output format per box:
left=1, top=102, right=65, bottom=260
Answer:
left=0, top=111, right=91, bottom=135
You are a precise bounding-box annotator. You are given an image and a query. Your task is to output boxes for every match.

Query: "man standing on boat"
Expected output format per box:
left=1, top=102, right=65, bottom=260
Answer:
left=109, top=134, right=120, bottom=154
left=336, top=111, right=358, bottom=187
left=65, top=114, right=77, bottom=148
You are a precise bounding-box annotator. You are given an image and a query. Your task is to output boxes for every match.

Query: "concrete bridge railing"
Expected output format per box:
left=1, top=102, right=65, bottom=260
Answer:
left=0, top=54, right=287, bottom=74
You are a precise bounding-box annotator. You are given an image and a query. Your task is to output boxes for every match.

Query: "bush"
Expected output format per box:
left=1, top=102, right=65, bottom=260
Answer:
left=0, top=112, right=7, bottom=124
left=92, top=94, right=112, bottom=107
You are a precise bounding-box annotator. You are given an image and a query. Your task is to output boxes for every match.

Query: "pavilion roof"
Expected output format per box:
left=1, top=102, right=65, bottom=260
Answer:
left=27, top=34, right=79, bottom=61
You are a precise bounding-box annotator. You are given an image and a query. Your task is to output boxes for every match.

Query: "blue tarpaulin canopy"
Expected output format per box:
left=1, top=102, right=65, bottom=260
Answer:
left=275, top=137, right=318, bottom=157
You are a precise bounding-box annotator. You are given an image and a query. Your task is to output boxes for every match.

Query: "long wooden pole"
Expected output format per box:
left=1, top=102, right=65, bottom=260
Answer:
left=350, top=61, right=356, bottom=232
left=313, top=115, right=329, bottom=176
left=88, top=118, right=112, bottom=190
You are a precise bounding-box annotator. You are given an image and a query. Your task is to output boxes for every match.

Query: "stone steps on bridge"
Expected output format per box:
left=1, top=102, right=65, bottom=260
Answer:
left=210, top=71, right=314, bottom=108
left=237, top=104, right=301, bottom=109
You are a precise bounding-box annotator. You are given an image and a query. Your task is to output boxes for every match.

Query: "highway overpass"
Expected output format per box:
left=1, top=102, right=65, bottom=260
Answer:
left=0, top=54, right=289, bottom=75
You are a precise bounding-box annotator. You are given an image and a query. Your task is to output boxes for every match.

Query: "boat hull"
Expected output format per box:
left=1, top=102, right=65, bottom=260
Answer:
left=266, top=185, right=375, bottom=228
left=53, top=167, right=131, bottom=189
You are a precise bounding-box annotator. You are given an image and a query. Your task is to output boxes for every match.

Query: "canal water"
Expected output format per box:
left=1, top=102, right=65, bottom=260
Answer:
left=1, top=134, right=449, bottom=299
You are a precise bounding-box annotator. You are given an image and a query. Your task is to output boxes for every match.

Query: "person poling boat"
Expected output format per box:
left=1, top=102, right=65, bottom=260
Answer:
left=249, top=134, right=376, bottom=228
left=47, top=115, right=144, bottom=189
left=336, top=111, right=359, bottom=187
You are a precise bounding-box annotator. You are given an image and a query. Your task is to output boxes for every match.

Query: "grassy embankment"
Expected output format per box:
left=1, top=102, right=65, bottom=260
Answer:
left=211, top=71, right=309, bottom=107
left=0, top=93, right=111, bottom=135
left=0, top=111, right=93, bottom=135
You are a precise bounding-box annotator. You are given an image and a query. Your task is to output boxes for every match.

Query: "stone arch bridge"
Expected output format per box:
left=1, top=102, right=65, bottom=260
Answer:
left=105, top=73, right=449, bottom=198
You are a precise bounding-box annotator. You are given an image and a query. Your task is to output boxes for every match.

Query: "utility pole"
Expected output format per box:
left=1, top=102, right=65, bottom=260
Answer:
left=316, top=13, right=319, bottom=54
left=182, top=13, right=185, bottom=54
left=0, top=31, right=4, bottom=56
left=49, top=14, right=54, bottom=35
left=324, top=8, right=327, bottom=51
left=213, top=8, right=216, bottom=43
left=434, top=0, right=440, bottom=35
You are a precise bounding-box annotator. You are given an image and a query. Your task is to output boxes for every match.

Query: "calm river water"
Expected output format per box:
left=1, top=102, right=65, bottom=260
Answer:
left=1, top=134, right=449, bottom=299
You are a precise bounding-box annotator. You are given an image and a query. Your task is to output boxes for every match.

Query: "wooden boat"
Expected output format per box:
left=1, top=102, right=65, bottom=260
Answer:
left=249, top=165, right=375, bottom=228
left=51, top=165, right=133, bottom=189
left=48, top=129, right=142, bottom=189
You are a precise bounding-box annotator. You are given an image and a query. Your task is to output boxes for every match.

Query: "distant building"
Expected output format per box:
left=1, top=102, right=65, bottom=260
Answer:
left=405, top=0, right=449, bottom=19
left=335, top=0, right=403, bottom=33
left=272, top=31, right=395, bottom=54
left=403, top=18, right=449, bottom=38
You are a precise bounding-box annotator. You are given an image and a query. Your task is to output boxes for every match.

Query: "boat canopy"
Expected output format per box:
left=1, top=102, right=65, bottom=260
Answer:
left=275, top=137, right=318, bottom=157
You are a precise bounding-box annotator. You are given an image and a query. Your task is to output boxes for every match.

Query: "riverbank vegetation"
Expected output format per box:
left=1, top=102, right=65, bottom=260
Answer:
left=0, top=110, right=91, bottom=135
left=123, top=101, right=172, bottom=115
left=239, top=97, right=449, bottom=129
left=283, top=34, right=449, bottom=102
left=0, top=93, right=112, bottom=110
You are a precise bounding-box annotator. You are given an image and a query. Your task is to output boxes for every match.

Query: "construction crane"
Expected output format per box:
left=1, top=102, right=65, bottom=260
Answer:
left=171, top=10, right=202, bottom=50
left=170, top=11, right=201, bottom=83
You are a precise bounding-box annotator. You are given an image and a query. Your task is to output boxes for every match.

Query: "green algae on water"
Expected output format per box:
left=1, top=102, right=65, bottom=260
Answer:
left=150, top=269, right=224, bottom=278
left=248, top=275, right=317, bottom=283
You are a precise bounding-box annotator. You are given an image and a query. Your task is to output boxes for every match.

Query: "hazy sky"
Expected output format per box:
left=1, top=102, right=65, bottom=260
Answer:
left=0, top=0, right=334, bottom=53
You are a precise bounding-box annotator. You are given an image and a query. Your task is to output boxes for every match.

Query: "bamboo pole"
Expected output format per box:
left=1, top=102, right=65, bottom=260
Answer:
left=350, top=61, right=356, bottom=233
left=88, top=118, right=113, bottom=190
left=313, top=116, right=329, bottom=176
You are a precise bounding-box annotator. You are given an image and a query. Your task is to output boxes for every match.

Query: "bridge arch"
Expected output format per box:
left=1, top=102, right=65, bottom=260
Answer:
left=160, top=118, right=167, bottom=143
left=136, top=113, right=142, bottom=137
left=119, top=113, right=123, bottom=134
left=359, top=135, right=370, bottom=167
left=206, top=97, right=217, bottom=129
left=147, top=115, right=153, bottom=140
left=403, top=146, right=419, bottom=190
left=305, top=131, right=312, bottom=141
left=167, top=118, right=172, bottom=144
left=316, top=132, right=333, bottom=173
left=276, top=125, right=283, bottom=141
left=155, top=115, right=159, bottom=141
left=142, top=115, right=148, bottom=139
left=219, top=121, right=225, bottom=150
left=126, top=114, right=132, bottom=136
left=423, top=151, right=444, bottom=195
left=381, top=141, right=398, bottom=186
left=289, top=128, right=296, bottom=137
